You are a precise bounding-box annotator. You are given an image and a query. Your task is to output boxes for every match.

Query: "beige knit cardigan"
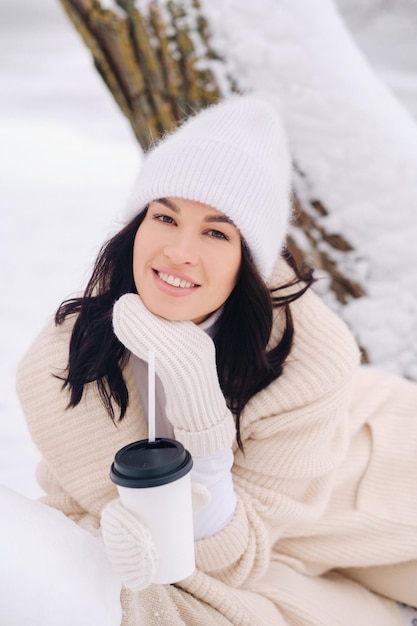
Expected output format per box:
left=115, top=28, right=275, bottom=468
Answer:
left=17, top=259, right=417, bottom=625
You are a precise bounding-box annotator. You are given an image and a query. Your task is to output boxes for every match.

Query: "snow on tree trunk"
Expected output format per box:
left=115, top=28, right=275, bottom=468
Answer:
left=201, top=0, right=417, bottom=379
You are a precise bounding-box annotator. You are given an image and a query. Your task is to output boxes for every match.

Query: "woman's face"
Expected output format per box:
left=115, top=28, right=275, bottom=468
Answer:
left=133, top=197, right=242, bottom=324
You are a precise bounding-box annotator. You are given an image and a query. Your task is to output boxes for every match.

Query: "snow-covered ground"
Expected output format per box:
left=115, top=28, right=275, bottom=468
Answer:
left=2, top=0, right=417, bottom=497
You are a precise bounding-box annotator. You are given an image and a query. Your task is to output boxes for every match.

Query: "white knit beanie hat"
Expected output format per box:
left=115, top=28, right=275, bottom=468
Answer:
left=124, top=96, right=292, bottom=282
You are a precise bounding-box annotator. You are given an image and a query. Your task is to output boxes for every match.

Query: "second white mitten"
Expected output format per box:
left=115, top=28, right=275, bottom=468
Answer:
left=101, top=499, right=158, bottom=592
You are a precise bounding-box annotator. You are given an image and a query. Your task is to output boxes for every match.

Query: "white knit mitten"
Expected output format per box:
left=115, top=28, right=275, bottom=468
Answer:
left=101, top=499, right=158, bottom=592
left=112, top=294, right=236, bottom=456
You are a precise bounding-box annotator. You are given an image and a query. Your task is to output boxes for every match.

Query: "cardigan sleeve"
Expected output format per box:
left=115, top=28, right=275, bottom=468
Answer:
left=194, top=279, right=361, bottom=587
left=35, top=458, right=101, bottom=535
left=16, top=315, right=148, bottom=525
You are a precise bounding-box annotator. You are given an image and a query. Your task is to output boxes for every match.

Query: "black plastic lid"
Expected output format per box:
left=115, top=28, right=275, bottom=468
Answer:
left=110, top=438, right=193, bottom=488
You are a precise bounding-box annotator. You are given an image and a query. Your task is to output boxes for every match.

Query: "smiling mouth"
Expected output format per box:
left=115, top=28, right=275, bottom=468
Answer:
left=156, top=271, right=199, bottom=289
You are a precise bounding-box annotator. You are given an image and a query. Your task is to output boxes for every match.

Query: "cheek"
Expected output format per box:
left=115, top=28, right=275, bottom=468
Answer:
left=231, top=247, right=242, bottom=282
left=132, top=250, right=139, bottom=289
left=132, top=232, right=146, bottom=289
left=220, top=249, right=241, bottom=295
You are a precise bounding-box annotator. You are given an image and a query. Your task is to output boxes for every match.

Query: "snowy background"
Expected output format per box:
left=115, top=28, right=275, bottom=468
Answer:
left=2, top=0, right=417, bottom=502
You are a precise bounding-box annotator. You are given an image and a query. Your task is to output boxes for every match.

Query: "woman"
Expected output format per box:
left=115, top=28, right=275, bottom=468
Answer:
left=16, top=97, right=417, bottom=625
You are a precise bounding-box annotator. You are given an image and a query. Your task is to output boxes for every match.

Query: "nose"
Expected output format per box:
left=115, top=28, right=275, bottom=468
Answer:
left=163, top=234, right=199, bottom=265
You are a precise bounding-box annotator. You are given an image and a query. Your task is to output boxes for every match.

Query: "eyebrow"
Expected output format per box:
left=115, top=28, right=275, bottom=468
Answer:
left=155, top=197, right=236, bottom=226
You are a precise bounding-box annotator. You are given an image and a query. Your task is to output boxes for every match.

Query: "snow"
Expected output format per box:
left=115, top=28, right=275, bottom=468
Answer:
left=1, top=0, right=417, bottom=621
left=0, top=485, right=122, bottom=626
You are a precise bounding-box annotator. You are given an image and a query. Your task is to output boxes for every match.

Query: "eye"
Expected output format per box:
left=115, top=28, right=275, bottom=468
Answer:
left=154, top=213, right=175, bottom=225
left=206, top=229, right=230, bottom=241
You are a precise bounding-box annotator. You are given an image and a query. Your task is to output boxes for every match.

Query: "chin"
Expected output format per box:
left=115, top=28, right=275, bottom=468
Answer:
left=141, top=296, right=205, bottom=323
left=146, top=304, right=191, bottom=322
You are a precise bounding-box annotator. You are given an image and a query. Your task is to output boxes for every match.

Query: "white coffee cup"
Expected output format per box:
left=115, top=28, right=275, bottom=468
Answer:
left=110, top=438, right=194, bottom=584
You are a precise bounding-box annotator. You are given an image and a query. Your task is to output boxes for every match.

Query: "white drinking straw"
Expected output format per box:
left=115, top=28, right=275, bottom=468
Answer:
left=148, top=348, right=156, bottom=442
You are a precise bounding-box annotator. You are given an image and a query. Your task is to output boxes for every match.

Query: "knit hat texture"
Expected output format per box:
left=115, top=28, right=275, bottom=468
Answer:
left=124, top=96, right=292, bottom=281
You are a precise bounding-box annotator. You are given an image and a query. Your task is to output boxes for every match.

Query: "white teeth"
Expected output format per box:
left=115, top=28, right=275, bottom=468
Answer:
left=158, top=272, right=196, bottom=288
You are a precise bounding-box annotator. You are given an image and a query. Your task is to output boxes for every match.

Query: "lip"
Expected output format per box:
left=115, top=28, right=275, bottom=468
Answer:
left=153, top=266, right=200, bottom=285
left=152, top=268, right=200, bottom=298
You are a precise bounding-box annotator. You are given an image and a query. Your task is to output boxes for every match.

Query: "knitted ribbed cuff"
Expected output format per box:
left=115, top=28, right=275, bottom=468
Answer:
left=174, top=410, right=236, bottom=457
left=195, top=494, right=270, bottom=587
left=194, top=497, right=248, bottom=574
